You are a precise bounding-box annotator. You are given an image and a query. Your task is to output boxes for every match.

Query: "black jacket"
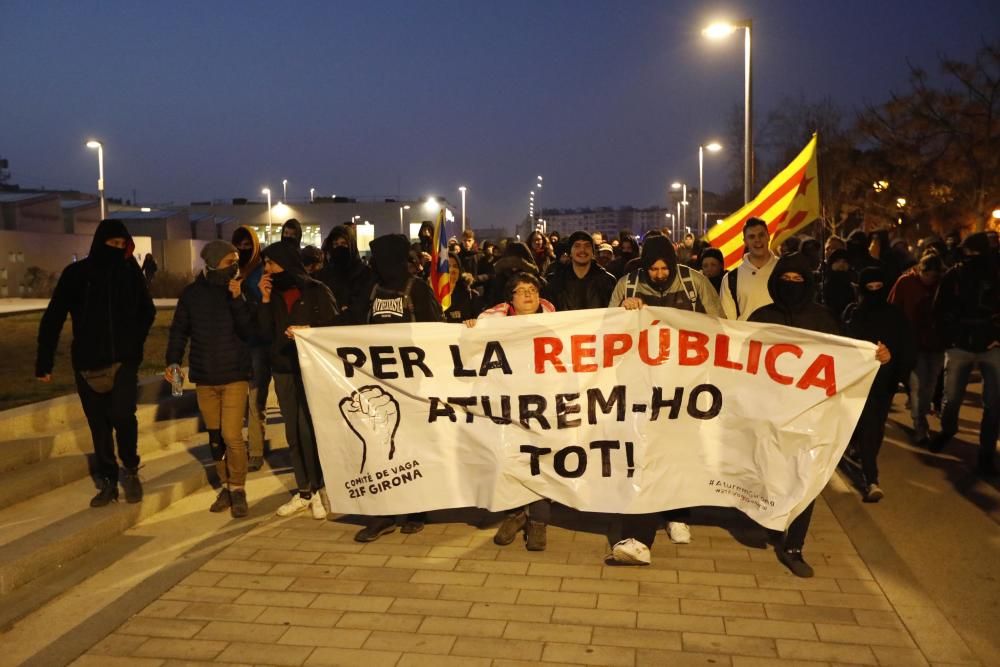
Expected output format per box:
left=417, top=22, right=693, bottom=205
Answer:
left=258, top=242, right=342, bottom=374
left=36, top=219, right=156, bottom=375
left=747, top=253, right=841, bottom=336
left=844, top=299, right=915, bottom=393
left=317, top=225, right=375, bottom=325
left=544, top=262, right=616, bottom=312
left=166, top=274, right=253, bottom=385
left=933, top=257, right=1000, bottom=352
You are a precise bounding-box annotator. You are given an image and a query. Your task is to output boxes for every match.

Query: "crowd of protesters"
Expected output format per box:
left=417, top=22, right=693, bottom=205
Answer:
left=35, top=215, right=999, bottom=577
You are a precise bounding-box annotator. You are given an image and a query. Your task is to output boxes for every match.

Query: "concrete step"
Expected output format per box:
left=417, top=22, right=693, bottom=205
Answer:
left=0, top=436, right=213, bottom=597
left=0, top=415, right=204, bottom=511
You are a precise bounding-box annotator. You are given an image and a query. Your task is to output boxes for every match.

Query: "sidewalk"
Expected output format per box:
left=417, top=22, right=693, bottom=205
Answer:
left=0, top=298, right=176, bottom=315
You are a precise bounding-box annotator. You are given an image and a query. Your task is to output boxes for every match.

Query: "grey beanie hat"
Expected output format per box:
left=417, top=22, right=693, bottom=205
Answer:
left=201, top=240, right=237, bottom=268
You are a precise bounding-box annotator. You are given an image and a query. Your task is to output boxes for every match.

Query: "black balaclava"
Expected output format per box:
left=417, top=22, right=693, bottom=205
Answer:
left=89, top=219, right=131, bottom=267
left=857, top=266, right=888, bottom=308
left=262, top=241, right=309, bottom=291
left=768, top=252, right=816, bottom=311
left=961, top=232, right=993, bottom=276
left=322, top=225, right=357, bottom=273
left=281, top=218, right=303, bottom=246
left=639, top=235, right=678, bottom=291
left=370, top=234, right=412, bottom=290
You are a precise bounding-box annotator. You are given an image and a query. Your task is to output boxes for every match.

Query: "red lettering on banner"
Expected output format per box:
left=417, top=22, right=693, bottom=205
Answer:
left=764, top=343, right=803, bottom=385
left=746, top=340, right=762, bottom=375
left=797, top=353, right=837, bottom=397
left=679, top=330, right=709, bottom=366
left=713, top=334, right=743, bottom=370
left=571, top=335, right=598, bottom=372
left=534, top=337, right=566, bottom=373
left=603, top=333, right=632, bottom=367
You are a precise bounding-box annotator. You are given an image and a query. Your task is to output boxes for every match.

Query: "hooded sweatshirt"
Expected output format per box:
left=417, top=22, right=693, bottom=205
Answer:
left=843, top=267, right=915, bottom=392
left=256, top=241, right=341, bottom=374
left=608, top=235, right=723, bottom=316
left=281, top=218, right=303, bottom=246
left=746, top=253, right=840, bottom=335
left=232, top=225, right=263, bottom=302
left=36, top=219, right=156, bottom=375
left=317, top=225, right=374, bottom=324
left=366, top=234, right=442, bottom=323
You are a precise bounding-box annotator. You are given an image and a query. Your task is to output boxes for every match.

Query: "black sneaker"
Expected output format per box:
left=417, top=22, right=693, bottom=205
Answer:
left=400, top=519, right=425, bottom=534
left=493, top=511, right=527, bottom=546
left=247, top=456, right=264, bottom=472
left=90, top=479, right=119, bottom=508
left=525, top=521, right=547, bottom=551
left=230, top=489, right=248, bottom=518
left=354, top=517, right=396, bottom=543
left=210, top=489, right=232, bottom=513
left=777, top=548, right=814, bottom=578
left=928, top=433, right=949, bottom=453
left=121, top=468, right=143, bottom=503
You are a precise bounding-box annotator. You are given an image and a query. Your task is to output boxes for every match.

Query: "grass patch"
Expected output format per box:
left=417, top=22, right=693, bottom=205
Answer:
left=0, top=308, right=176, bottom=412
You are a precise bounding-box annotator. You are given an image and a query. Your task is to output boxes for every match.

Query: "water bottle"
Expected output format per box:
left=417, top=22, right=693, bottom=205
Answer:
left=168, top=364, right=184, bottom=397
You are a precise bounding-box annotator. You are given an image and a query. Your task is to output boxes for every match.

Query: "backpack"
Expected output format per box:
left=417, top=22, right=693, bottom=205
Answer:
left=367, top=277, right=416, bottom=324
left=624, top=265, right=701, bottom=312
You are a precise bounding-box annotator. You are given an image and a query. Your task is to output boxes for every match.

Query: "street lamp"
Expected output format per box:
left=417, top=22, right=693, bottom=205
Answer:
left=535, top=176, right=543, bottom=220
left=86, top=140, right=106, bottom=219
left=671, top=182, right=688, bottom=230
left=282, top=179, right=288, bottom=202
left=310, top=187, right=315, bottom=202
left=261, top=188, right=272, bottom=243
left=399, top=204, right=410, bottom=235
left=424, top=197, right=439, bottom=214
left=699, top=142, right=723, bottom=237
left=992, top=209, right=1000, bottom=220
left=459, top=186, right=467, bottom=232
left=704, top=19, right=752, bottom=203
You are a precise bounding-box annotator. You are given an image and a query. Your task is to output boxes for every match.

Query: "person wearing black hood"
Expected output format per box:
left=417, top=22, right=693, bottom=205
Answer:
left=281, top=218, right=303, bottom=247
left=820, top=248, right=856, bottom=321
left=257, top=241, right=341, bottom=519
left=606, top=235, right=723, bottom=565
left=842, top=267, right=915, bottom=501
left=698, top=246, right=727, bottom=294
left=543, top=231, right=616, bottom=312
left=317, top=224, right=375, bottom=325
left=353, top=234, right=442, bottom=543
left=36, top=219, right=156, bottom=507
left=485, top=241, right=543, bottom=308
left=748, top=253, right=891, bottom=577
left=607, top=235, right=639, bottom=279
left=166, top=241, right=254, bottom=517
left=930, top=232, right=1000, bottom=476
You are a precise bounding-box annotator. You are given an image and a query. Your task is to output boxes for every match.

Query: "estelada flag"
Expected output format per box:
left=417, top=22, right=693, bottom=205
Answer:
left=429, top=207, right=453, bottom=311
left=706, top=134, right=820, bottom=270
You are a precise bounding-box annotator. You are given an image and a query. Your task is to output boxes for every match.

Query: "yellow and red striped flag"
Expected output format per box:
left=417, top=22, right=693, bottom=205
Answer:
left=706, top=134, right=820, bottom=270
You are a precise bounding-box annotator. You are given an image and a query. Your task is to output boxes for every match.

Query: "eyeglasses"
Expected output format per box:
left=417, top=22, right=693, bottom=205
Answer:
left=512, top=288, right=539, bottom=297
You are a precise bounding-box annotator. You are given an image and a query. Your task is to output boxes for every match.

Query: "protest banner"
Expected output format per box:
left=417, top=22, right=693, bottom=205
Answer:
left=295, top=307, right=878, bottom=530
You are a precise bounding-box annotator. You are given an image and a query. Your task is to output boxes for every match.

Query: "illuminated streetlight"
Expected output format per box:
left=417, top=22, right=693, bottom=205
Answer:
left=459, top=186, right=467, bottom=232
left=992, top=209, right=1000, bottom=219
left=704, top=19, right=752, bottom=203
left=896, top=197, right=907, bottom=208
left=873, top=180, right=889, bottom=192
left=86, top=140, right=106, bottom=219
left=310, top=187, right=315, bottom=202
left=261, top=188, right=272, bottom=243
left=699, top=142, right=723, bottom=237
left=671, top=182, right=688, bottom=230
left=399, top=204, right=410, bottom=235
left=282, top=179, right=288, bottom=202
left=424, top=197, right=439, bottom=213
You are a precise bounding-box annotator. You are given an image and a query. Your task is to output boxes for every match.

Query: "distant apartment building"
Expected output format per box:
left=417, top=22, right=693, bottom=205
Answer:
left=518, top=205, right=677, bottom=241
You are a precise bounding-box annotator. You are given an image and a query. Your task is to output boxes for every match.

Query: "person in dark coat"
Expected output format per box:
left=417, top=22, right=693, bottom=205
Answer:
left=232, top=225, right=269, bottom=471
left=699, top=246, right=727, bottom=294
left=543, top=231, right=616, bottom=311
left=443, top=252, right=483, bottom=324
left=141, top=253, right=158, bottom=284
left=281, top=218, right=303, bottom=247
left=36, top=219, right=156, bottom=507
left=748, top=253, right=891, bottom=577
left=318, top=225, right=375, bottom=325
left=484, top=241, right=542, bottom=309
left=820, top=248, right=855, bottom=320
left=166, top=241, right=254, bottom=517
left=607, top=236, right=639, bottom=279
left=258, top=241, right=341, bottom=519
left=527, top=230, right=555, bottom=276
left=842, top=267, right=916, bottom=501
left=457, top=229, right=494, bottom=289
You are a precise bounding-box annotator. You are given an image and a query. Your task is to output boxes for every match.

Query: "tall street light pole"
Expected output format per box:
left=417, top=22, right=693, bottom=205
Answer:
left=535, top=176, right=543, bottom=221
left=282, top=179, right=288, bottom=203
left=699, top=142, right=723, bottom=238
left=310, top=187, right=315, bottom=202
left=704, top=19, right=752, bottom=203
left=262, top=188, right=272, bottom=243
left=86, top=140, right=106, bottom=219
left=459, top=186, right=467, bottom=232
left=399, top=204, right=410, bottom=235
left=671, top=182, right=688, bottom=231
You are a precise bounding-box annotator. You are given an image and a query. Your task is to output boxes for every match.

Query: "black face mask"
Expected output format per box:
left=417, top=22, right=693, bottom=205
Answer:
left=237, top=249, right=254, bottom=266
left=270, top=271, right=297, bottom=291
left=776, top=281, right=809, bottom=308
left=206, top=264, right=238, bottom=286
left=859, top=286, right=888, bottom=307
left=91, top=242, right=126, bottom=266
left=329, top=245, right=351, bottom=267
left=282, top=235, right=299, bottom=246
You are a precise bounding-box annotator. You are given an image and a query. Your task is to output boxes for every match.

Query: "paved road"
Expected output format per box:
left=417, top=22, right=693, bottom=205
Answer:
left=0, top=298, right=176, bottom=315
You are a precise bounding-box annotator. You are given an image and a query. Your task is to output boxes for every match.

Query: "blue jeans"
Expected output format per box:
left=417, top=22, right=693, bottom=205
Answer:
left=939, top=347, right=1000, bottom=461
left=910, top=351, right=944, bottom=441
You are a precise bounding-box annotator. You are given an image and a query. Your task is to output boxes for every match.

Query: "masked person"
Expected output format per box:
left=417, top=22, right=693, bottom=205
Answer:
left=607, top=235, right=639, bottom=279
left=36, top=219, right=156, bottom=507
left=842, top=267, right=915, bottom=501
left=353, top=234, right=442, bottom=543
left=281, top=218, right=303, bottom=247
left=607, top=236, right=723, bottom=565
left=257, top=242, right=341, bottom=519
left=748, top=253, right=890, bottom=576
left=318, top=225, right=374, bottom=325
left=166, top=241, right=254, bottom=517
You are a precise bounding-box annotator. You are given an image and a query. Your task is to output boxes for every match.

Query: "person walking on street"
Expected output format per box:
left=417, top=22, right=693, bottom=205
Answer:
left=166, top=241, right=255, bottom=517
left=36, top=219, right=156, bottom=507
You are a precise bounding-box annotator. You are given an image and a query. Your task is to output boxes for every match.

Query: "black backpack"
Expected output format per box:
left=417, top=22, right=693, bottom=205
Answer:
left=367, top=277, right=416, bottom=324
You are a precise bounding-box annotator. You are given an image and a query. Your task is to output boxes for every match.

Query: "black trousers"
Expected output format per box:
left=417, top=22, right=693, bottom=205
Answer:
left=74, top=362, right=140, bottom=483
left=850, top=387, right=894, bottom=485
left=782, top=501, right=815, bottom=551
left=619, top=509, right=691, bottom=547
left=273, top=372, right=324, bottom=492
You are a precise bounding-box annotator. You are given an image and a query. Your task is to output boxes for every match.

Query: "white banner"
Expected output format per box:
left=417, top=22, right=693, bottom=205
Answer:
left=296, top=307, right=878, bottom=530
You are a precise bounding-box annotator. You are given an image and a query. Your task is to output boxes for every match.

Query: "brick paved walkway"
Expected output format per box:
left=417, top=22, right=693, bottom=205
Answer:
left=73, top=494, right=973, bottom=666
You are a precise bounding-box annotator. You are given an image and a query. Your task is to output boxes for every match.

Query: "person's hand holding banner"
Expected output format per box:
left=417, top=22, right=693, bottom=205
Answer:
left=339, top=385, right=401, bottom=473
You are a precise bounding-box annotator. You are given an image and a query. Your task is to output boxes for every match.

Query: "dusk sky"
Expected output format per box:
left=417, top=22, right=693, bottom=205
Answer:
left=3, top=0, right=997, bottom=232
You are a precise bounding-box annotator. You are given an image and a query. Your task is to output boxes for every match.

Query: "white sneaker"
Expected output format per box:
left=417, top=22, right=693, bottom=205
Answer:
left=276, top=494, right=311, bottom=517
left=611, top=538, right=651, bottom=565
left=667, top=521, right=692, bottom=544
left=310, top=492, right=327, bottom=520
